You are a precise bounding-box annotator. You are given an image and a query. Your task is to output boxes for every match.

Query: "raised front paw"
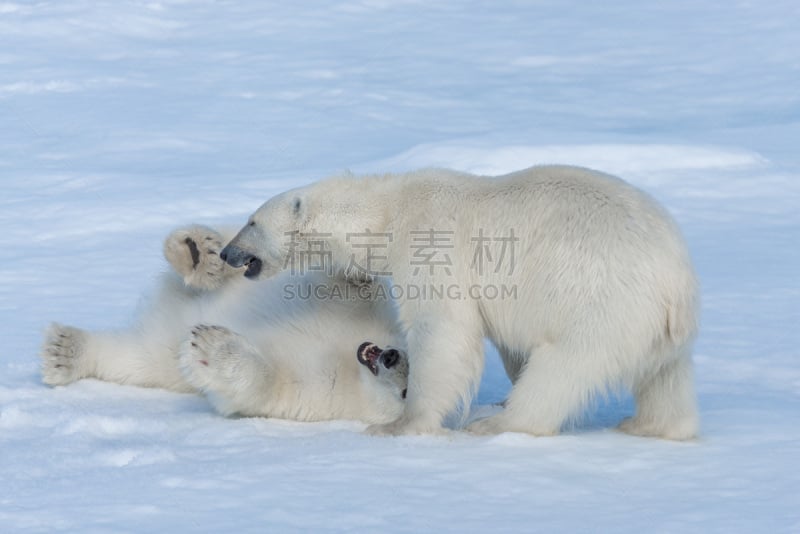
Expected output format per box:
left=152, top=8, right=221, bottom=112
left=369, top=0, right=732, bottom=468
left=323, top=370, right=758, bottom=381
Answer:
left=40, top=323, right=89, bottom=386
left=163, top=225, right=238, bottom=290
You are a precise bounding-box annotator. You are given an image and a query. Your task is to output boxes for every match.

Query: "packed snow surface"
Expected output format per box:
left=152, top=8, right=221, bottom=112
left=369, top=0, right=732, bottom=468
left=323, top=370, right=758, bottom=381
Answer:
left=1, top=1, right=798, bottom=532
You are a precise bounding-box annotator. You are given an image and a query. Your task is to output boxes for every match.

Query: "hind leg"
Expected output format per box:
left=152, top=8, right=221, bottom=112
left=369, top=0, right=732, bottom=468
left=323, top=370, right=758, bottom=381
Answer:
left=163, top=225, right=240, bottom=290
left=41, top=324, right=94, bottom=386
left=468, top=343, right=596, bottom=436
left=497, top=346, right=524, bottom=385
left=40, top=322, right=192, bottom=392
left=618, top=351, right=698, bottom=440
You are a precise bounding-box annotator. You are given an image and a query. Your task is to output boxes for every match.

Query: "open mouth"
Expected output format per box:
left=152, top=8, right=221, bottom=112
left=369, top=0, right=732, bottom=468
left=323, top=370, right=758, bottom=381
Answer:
left=357, top=342, right=382, bottom=376
left=357, top=342, right=401, bottom=375
left=357, top=342, right=407, bottom=399
left=243, top=257, right=263, bottom=279
left=221, top=244, right=263, bottom=279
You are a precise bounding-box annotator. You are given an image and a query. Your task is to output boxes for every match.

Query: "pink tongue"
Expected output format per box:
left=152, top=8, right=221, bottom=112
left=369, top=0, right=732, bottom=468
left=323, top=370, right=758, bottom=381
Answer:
left=368, top=347, right=381, bottom=362
left=364, top=343, right=382, bottom=361
left=358, top=342, right=383, bottom=367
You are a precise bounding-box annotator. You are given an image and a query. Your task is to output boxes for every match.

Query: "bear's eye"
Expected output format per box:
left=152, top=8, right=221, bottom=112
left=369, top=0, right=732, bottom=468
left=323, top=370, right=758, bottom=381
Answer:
left=292, top=198, right=302, bottom=215
left=249, top=221, right=256, bottom=227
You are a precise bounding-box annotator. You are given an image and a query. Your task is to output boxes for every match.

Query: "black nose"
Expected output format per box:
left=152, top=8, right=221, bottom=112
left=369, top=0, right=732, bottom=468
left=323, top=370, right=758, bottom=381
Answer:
left=381, top=348, right=399, bottom=369
left=220, top=244, right=253, bottom=268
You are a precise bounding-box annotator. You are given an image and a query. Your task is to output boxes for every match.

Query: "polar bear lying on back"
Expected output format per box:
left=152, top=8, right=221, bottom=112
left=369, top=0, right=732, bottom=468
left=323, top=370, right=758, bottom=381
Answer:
left=221, top=164, right=700, bottom=439
left=41, top=225, right=408, bottom=424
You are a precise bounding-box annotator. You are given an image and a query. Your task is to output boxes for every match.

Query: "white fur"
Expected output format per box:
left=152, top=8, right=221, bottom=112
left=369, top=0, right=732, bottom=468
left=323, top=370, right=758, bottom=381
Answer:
left=41, top=225, right=406, bottom=425
left=228, top=165, right=700, bottom=439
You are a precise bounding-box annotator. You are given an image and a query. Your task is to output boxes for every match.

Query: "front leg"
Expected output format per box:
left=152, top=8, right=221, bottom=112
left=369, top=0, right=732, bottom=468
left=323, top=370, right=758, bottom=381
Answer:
left=368, top=310, right=484, bottom=436
left=179, top=324, right=276, bottom=417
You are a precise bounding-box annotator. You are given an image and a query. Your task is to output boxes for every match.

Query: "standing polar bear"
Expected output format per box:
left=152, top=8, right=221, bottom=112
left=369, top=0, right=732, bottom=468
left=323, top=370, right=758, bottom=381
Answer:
left=41, top=225, right=409, bottom=424
left=221, top=164, right=700, bottom=439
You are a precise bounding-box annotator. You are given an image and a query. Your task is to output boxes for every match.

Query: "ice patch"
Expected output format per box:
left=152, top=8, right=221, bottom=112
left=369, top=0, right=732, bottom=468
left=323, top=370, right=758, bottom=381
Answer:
left=0, top=80, right=80, bottom=96
left=363, top=143, right=767, bottom=176
left=0, top=3, right=25, bottom=15
left=161, top=477, right=221, bottom=490
left=98, top=447, right=176, bottom=467
left=61, top=415, right=165, bottom=438
left=0, top=405, right=33, bottom=429
left=509, top=54, right=595, bottom=68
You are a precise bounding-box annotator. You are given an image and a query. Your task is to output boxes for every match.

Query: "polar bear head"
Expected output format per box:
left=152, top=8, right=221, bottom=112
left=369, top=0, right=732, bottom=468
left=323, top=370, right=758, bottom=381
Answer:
left=357, top=342, right=409, bottom=401
left=220, top=178, right=390, bottom=279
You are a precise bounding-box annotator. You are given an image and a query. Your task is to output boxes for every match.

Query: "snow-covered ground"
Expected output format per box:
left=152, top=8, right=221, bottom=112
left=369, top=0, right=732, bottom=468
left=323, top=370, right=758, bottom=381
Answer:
left=2, top=1, right=799, bottom=531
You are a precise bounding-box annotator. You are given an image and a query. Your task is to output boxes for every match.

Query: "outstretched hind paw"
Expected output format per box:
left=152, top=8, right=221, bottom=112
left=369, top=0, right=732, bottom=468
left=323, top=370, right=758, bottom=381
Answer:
left=163, top=225, right=239, bottom=290
left=40, top=323, right=90, bottom=386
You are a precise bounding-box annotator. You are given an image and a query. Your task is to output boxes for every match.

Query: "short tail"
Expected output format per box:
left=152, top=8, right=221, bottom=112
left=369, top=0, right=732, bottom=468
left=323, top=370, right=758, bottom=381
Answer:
left=666, top=269, right=700, bottom=346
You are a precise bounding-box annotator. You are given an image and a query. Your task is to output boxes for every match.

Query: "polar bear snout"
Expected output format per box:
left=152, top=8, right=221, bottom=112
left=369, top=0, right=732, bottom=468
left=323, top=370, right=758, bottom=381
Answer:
left=220, top=244, right=263, bottom=279
left=219, top=244, right=245, bottom=266
left=381, top=348, right=400, bottom=369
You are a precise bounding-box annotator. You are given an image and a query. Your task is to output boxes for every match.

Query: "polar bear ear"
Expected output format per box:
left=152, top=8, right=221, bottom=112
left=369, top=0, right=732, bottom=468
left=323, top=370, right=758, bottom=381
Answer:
left=291, top=196, right=309, bottom=224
